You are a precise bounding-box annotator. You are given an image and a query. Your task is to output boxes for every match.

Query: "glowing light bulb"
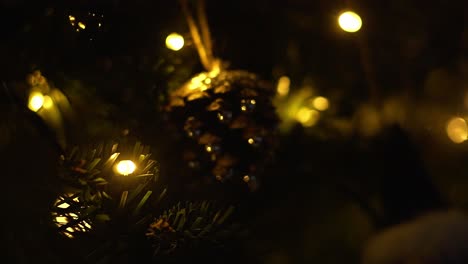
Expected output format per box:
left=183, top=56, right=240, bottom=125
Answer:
left=296, top=107, right=320, bottom=127
left=277, top=76, right=290, bottom=96
left=338, top=11, right=362, bottom=33
left=115, top=160, right=136, bottom=175
left=206, top=145, right=212, bottom=152
left=312, top=96, right=329, bottom=111
left=78, top=22, right=86, bottom=29
left=447, top=117, right=468, bottom=144
left=165, top=33, right=184, bottom=51
left=43, top=95, right=54, bottom=109
left=28, top=92, right=44, bottom=112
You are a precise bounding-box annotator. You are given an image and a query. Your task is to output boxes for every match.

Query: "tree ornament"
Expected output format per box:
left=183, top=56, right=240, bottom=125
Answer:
left=164, top=0, right=279, bottom=191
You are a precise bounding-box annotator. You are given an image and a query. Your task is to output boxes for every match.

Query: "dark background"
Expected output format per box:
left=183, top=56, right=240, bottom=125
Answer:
left=1, top=0, right=467, bottom=263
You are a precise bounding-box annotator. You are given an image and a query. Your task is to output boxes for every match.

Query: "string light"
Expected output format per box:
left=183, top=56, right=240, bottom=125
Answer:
left=206, top=145, right=213, bottom=152
left=28, top=92, right=44, bottom=112
left=115, top=160, right=136, bottom=176
left=165, top=33, right=185, bottom=51
left=68, top=13, right=104, bottom=33
left=296, top=107, right=320, bottom=127
left=68, top=15, right=76, bottom=26
left=277, top=76, right=290, bottom=96
left=311, top=96, right=329, bottom=111
left=447, top=117, right=468, bottom=144
left=78, top=22, right=86, bottom=29
left=43, top=95, right=54, bottom=109
left=338, top=11, right=362, bottom=33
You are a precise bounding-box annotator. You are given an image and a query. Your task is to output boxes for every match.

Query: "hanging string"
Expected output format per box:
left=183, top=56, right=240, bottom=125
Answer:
left=179, top=0, right=219, bottom=72
left=196, top=0, right=213, bottom=62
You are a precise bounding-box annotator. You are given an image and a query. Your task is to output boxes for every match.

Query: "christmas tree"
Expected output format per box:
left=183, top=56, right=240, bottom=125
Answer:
left=1, top=0, right=467, bottom=263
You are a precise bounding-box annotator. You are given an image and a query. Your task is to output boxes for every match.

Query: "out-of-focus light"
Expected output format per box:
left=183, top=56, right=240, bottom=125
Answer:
left=338, top=11, right=362, bottom=33
left=248, top=138, right=255, bottom=144
left=447, top=117, right=468, bottom=144
left=115, top=160, right=136, bottom=176
left=43, top=95, right=54, bottom=109
left=296, top=107, right=320, bottom=127
left=78, top=22, right=86, bottom=29
left=165, top=33, right=184, bottom=51
left=69, top=15, right=76, bottom=22
left=206, top=145, right=212, bottom=152
left=243, top=175, right=250, bottom=182
left=312, top=96, right=329, bottom=111
left=28, top=92, right=44, bottom=112
left=277, top=76, right=290, bottom=96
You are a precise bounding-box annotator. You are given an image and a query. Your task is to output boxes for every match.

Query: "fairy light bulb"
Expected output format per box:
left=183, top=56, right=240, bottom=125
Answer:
left=277, top=76, right=291, bottom=96
left=43, top=95, right=54, bottom=109
left=311, top=96, right=329, bottom=111
left=338, top=11, right=362, bottom=33
left=115, top=160, right=136, bottom=175
left=28, top=92, right=44, bottom=112
left=166, top=33, right=185, bottom=51
left=447, top=117, right=468, bottom=144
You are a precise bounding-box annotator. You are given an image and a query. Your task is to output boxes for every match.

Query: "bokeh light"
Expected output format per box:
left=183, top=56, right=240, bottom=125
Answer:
left=277, top=76, right=291, bottom=96
left=338, top=11, right=362, bottom=33
left=296, top=107, right=320, bottom=127
left=311, top=96, right=329, bottom=111
left=447, top=117, right=468, bottom=144
left=43, top=95, right=54, bottom=109
left=165, top=33, right=185, bottom=51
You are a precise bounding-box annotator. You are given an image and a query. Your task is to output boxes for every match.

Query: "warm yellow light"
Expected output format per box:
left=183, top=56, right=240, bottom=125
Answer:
left=248, top=138, right=255, bottom=144
left=115, top=160, right=136, bottom=175
left=165, top=33, right=184, bottom=51
left=68, top=15, right=76, bottom=22
left=243, top=175, right=250, bottom=182
left=338, top=11, right=362, bottom=33
left=447, top=117, right=468, bottom=144
left=312, top=96, right=329, bottom=111
left=277, top=76, right=290, bottom=96
left=206, top=145, right=212, bottom=152
left=43, top=95, right=54, bottom=109
left=78, top=22, right=86, bottom=29
left=28, top=92, right=44, bottom=112
left=296, top=107, right=320, bottom=127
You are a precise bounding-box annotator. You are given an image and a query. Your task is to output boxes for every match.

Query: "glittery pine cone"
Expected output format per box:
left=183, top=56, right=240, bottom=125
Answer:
left=164, top=70, right=279, bottom=190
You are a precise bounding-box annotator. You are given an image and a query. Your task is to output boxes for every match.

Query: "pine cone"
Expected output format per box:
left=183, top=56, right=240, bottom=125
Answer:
left=164, top=70, right=279, bottom=191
